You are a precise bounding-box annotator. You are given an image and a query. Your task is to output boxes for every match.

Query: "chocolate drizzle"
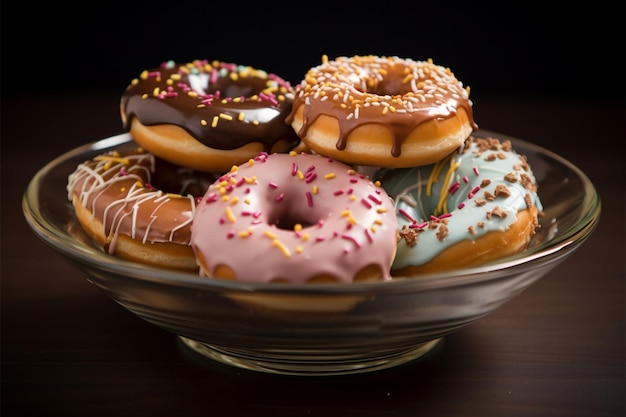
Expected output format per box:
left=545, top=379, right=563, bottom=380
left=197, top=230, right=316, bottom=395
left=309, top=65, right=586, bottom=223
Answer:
left=285, top=56, right=478, bottom=158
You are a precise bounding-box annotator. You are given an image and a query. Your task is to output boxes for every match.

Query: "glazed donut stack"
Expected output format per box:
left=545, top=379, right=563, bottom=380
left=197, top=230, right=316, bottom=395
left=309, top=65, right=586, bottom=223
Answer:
left=67, top=55, right=543, bottom=282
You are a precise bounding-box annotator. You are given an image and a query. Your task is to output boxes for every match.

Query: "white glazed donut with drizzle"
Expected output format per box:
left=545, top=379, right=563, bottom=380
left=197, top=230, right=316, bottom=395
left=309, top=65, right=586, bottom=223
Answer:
left=377, top=136, right=542, bottom=275
left=67, top=147, right=218, bottom=271
left=190, top=152, right=398, bottom=284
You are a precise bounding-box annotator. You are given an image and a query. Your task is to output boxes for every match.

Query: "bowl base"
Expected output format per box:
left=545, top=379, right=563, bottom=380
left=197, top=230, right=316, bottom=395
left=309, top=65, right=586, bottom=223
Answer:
left=178, top=336, right=443, bottom=376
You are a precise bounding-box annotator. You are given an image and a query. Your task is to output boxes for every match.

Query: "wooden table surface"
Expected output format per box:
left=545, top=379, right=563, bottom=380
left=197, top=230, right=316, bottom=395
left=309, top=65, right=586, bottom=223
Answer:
left=2, top=93, right=624, bottom=417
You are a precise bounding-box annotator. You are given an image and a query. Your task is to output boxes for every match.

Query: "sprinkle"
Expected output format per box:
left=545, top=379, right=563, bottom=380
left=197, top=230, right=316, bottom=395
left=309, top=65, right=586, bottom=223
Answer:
left=272, top=239, right=291, bottom=257
left=361, top=198, right=372, bottom=209
left=398, top=208, right=416, bottom=223
left=275, top=193, right=285, bottom=202
left=224, top=206, right=236, bottom=223
left=342, top=234, right=361, bottom=248
left=468, top=185, right=481, bottom=199
left=306, top=191, right=313, bottom=207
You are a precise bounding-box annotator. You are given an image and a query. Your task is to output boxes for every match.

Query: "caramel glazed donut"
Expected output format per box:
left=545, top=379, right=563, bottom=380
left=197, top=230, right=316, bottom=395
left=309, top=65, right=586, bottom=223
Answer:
left=67, top=147, right=219, bottom=271
left=120, top=59, right=302, bottom=173
left=376, top=135, right=543, bottom=275
left=286, top=55, right=478, bottom=168
left=190, top=152, right=398, bottom=284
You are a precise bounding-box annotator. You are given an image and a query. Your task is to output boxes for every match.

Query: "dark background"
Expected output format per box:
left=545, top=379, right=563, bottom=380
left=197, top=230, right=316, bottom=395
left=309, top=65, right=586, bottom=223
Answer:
left=2, top=2, right=624, bottom=105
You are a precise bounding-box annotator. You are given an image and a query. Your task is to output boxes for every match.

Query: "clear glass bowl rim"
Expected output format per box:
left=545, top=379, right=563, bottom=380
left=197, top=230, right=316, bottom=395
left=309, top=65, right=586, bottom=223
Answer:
left=22, top=130, right=601, bottom=297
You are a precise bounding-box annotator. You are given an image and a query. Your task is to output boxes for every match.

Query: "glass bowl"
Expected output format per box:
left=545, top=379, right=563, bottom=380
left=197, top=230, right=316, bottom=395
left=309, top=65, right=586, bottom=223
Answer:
left=22, top=130, right=600, bottom=376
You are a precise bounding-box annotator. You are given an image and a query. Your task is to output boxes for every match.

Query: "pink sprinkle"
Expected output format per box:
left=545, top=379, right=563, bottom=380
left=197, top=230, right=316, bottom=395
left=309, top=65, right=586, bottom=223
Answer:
left=429, top=215, right=439, bottom=222
left=306, top=191, right=313, bottom=207
left=448, top=181, right=460, bottom=195
left=398, top=209, right=416, bottom=223
left=317, top=219, right=324, bottom=227
left=291, top=163, right=298, bottom=176
left=342, top=234, right=361, bottom=248
left=268, top=182, right=278, bottom=188
left=473, top=167, right=480, bottom=176
left=368, top=194, right=382, bottom=204
left=439, top=213, right=452, bottom=219
left=236, top=177, right=246, bottom=187
left=463, top=175, right=470, bottom=183
left=315, top=236, right=325, bottom=242
left=350, top=178, right=358, bottom=183
left=364, top=229, right=373, bottom=243
left=227, top=231, right=235, bottom=239
left=253, top=211, right=262, bottom=218
left=458, top=202, right=465, bottom=209
left=347, top=188, right=353, bottom=194
left=333, top=190, right=344, bottom=196
left=468, top=185, right=480, bottom=199
left=361, top=198, right=372, bottom=209
left=305, top=172, right=317, bottom=183
left=275, top=193, right=285, bottom=202
left=241, top=211, right=252, bottom=216
left=306, top=165, right=315, bottom=172
left=205, top=193, right=218, bottom=203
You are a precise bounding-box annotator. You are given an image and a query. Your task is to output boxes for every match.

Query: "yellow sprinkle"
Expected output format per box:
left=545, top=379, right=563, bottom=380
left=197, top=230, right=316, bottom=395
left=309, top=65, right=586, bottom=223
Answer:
left=247, top=159, right=255, bottom=166
left=188, top=91, right=198, bottom=98
left=289, top=150, right=298, bottom=156
left=201, top=119, right=207, bottom=126
left=350, top=195, right=356, bottom=201
left=170, top=74, right=181, bottom=81
left=238, top=112, right=245, bottom=121
left=374, top=218, right=383, bottom=225
left=244, top=198, right=250, bottom=205
left=313, top=185, right=319, bottom=195
left=230, top=165, right=238, bottom=173
left=245, top=176, right=256, bottom=184
left=296, top=246, right=303, bottom=254
left=294, top=224, right=303, bottom=232
left=167, top=193, right=182, bottom=199
left=221, top=195, right=229, bottom=201
left=264, top=230, right=277, bottom=239
left=94, top=155, right=130, bottom=165
left=135, top=181, right=143, bottom=188
left=120, top=187, right=126, bottom=192
left=152, top=87, right=160, bottom=97
left=324, top=173, right=336, bottom=180
left=272, top=239, right=291, bottom=257
left=230, top=196, right=239, bottom=205
left=141, top=93, right=148, bottom=100
left=225, top=206, right=236, bottom=223
left=296, top=170, right=304, bottom=180
left=436, top=161, right=460, bottom=215
left=211, top=116, right=219, bottom=127
left=219, top=113, right=233, bottom=121
left=140, top=70, right=149, bottom=80
left=301, top=233, right=310, bottom=242
left=238, top=229, right=253, bottom=238
left=166, top=78, right=173, bottom=86
left=376, top=207, right=388, bottom=213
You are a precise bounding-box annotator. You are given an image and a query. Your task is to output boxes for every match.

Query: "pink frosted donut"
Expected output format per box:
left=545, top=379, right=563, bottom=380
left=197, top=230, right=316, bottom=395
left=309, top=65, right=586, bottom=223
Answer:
left=190, top=152, right=398, bottom=284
